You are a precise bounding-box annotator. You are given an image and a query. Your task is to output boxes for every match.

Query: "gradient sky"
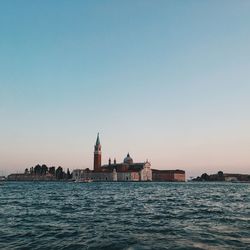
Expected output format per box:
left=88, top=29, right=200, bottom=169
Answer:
left=0, top=1, right=250, bottom=177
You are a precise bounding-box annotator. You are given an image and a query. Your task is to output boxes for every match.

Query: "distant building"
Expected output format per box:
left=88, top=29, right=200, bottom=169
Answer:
left=7, top=173, right=56, bottom=181
left=223, top=173, right=250, bottom=182
left=72, top=134, right=185, bottom=182
left=152, top=169, right=185, bottom=182
left=192, top=172, right=250, bottom=182
left=73, top=133, right=152, bottom=182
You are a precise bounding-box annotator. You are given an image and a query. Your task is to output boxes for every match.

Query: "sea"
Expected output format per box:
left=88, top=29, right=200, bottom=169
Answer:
left=0, top=182, right=249, bottom=250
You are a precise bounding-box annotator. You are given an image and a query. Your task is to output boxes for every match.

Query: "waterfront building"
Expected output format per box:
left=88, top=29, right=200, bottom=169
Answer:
left=152, top=169, right=185, bottom=182
left=7, top=173, right=56, bottom=181
left=72, top=134, right=152, bottom=182
left=72, top=134, right=186, bottom=182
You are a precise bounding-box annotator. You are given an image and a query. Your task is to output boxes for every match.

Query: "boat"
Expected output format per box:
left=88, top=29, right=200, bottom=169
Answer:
left=75, top=178, right=93, bottom=183
left=0, top=176, right=6, bottom=184
left=83, top=179, right=93, bottom=183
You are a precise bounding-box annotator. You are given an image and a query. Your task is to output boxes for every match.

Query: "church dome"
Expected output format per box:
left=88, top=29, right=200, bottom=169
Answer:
left=124, top=153, right=133, bottom=164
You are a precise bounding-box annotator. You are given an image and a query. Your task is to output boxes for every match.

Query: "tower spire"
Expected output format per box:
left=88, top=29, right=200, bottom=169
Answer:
left=96, top=132, right=100, bottom=146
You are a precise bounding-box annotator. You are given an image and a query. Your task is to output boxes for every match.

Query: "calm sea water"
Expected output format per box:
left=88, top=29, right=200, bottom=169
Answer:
left=0, top=182, right=249, bottom=250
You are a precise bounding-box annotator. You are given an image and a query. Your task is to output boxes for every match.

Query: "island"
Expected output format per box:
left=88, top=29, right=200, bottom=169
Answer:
left=192, top=171, right=250, bottom=182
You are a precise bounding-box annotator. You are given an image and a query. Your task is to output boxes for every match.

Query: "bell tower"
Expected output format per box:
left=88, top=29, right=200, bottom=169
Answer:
left=94, top=133, right=102, bottom=171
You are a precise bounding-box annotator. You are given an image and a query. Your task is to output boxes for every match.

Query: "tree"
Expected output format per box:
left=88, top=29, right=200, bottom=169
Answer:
left=41, top=164, right=48, bottom=175
left=201, top=173, right=210, bottom=181
left=48, top=166, right=56, bottom=176
left=67, top=168, right=71, bottom=179
left=217, top=171, right=224, bottom=181
left=56, top=166, right=64, bottom=180
left=218, top=171, right=224, bottom=177
left=30, top=167, right=34, bottom=175
left=34, top=164, right=42, bottom=175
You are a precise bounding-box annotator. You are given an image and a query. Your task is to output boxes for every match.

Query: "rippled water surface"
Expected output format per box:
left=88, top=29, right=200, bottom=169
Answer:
left=0, top=182, right=249, bottom=250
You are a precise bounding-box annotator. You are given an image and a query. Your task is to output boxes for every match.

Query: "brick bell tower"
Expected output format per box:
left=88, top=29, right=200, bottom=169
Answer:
left=94, top=133, right=102, bottom=171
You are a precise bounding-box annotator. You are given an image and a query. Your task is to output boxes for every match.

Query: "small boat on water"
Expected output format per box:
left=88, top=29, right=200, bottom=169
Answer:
left=75, top=178, right=93, bottom=183
left=0, top=176, right=6, bottom=184
left=83, top=179, right=93, bottom=183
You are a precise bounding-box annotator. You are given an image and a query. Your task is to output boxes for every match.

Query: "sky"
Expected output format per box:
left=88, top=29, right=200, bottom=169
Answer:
left=0, top=1, right=250, bottom=177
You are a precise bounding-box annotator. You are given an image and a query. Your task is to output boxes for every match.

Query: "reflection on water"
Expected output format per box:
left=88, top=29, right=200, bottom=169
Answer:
left=0, top=182, right=249, bottom=249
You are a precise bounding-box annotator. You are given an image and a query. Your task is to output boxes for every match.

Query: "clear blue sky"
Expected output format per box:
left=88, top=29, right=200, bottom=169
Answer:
left=0, top=1, right=250, bottom=177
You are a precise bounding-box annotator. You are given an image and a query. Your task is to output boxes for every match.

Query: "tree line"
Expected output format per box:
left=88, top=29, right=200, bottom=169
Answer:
left=25, top=164, right=72, bottom=180
left=192, top=171, right=224, bottom=181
